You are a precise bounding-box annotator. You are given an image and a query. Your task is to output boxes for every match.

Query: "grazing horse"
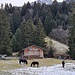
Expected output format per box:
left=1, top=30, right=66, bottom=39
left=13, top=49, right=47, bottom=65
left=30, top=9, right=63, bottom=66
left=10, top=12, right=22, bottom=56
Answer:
left=19, top=59, right=28, bottom=65
left=31, top=61, right=39, bottom=67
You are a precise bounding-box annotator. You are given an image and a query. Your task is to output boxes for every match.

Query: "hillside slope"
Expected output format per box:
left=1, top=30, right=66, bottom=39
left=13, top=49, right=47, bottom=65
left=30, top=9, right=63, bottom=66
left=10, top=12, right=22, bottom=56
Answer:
left=45, top=37, right=69, bottom=55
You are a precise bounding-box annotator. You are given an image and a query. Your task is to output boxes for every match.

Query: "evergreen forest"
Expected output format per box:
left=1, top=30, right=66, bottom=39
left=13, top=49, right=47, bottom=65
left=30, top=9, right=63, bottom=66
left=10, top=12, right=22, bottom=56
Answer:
left=0, top=0, right=75, bottom=59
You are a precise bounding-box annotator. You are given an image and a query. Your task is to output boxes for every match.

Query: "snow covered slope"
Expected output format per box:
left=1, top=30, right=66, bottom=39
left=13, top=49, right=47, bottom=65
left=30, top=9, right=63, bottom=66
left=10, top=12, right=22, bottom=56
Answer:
left=6, top=63, right=75, bottom=75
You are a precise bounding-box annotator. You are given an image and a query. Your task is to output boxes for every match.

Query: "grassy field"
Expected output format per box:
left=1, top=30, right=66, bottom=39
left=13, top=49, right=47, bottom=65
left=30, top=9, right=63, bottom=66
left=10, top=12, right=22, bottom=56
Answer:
left=0, top=58, right=75, bottom=71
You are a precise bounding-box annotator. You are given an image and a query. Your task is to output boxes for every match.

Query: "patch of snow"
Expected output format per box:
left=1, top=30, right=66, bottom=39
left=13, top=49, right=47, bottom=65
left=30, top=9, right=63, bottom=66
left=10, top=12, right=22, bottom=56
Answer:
left=4, top=63, right=75, bottom=75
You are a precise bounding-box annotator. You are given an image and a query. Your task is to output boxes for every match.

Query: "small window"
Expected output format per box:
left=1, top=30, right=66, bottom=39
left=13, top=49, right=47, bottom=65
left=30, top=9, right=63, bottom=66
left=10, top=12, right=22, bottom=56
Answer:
left=30, top=48, right=32, bottom=50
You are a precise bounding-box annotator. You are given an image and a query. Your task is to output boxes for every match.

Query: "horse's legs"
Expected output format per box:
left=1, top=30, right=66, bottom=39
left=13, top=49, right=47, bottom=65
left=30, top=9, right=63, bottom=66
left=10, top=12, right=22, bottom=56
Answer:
left=23, top=61, right=25, bottom=64
left=37, top=64, right=39, bottom=67
left=33, top=64, right=35, bottom=67
left=19, top=59, right=21, bottom=64
left=31, top=63, right=35, bottom=67
left=31, top=62, right=39, bottom=67
left=37, top=63, right=39, bottom=67
left=31, top=63, right=32, bottom=67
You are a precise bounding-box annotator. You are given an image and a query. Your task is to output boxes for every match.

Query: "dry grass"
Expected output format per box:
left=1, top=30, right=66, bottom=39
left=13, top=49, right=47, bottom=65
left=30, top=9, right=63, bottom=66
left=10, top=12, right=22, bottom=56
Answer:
left=29, top=58, right=62, bottom=67
left=45, top=37, right=69, bottom=54
left=0, top=60, right=21, bottom=71
left=0, top=58, right=75, bottom=71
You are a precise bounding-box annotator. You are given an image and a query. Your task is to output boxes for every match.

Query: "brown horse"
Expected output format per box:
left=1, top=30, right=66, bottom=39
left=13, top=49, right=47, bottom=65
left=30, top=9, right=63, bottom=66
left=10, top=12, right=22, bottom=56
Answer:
left=31, top=61, right=39, bottom=67
left=19, top=59, right=28, bottom=64
left=62, top=61, right=65, bottom=68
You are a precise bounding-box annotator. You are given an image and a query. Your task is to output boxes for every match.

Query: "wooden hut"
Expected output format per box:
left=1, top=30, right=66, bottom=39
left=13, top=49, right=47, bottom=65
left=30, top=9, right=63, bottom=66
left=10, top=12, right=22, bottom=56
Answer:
left=19, top=45, right=45, bottom=59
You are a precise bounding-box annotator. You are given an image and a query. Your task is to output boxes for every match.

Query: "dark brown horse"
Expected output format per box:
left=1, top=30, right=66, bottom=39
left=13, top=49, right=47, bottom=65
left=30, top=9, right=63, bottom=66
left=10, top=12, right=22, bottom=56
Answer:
left=31, top=61, right=39, bottom=67
left=19, top=59, right=28, bottom=64
left=62, top=61, right=65, bottom=68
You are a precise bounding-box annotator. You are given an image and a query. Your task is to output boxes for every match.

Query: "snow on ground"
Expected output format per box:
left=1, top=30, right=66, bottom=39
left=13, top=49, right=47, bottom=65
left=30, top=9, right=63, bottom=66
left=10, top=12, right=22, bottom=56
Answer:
left=4, top=63, right=75, bottom=75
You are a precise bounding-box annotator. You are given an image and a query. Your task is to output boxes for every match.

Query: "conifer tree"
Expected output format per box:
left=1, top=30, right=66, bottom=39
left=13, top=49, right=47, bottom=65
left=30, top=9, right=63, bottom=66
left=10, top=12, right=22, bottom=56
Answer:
left=44, top=13, right=56, bottom=35
left=0, top=9, right=12, bottom=55
left=68, top=4, right=75, bottom=59
left=20, top=19, right=35, bottom=48
left=33, top=19, right=46, bottom=47
left=11, top=28, right=22, bottom=52
left=10, top=9, right=21, bottom=33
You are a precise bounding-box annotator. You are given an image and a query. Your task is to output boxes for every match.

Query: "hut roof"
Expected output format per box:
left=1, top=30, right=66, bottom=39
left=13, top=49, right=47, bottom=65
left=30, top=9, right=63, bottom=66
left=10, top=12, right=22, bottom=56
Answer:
left=19, top=45, right=46, bottom=53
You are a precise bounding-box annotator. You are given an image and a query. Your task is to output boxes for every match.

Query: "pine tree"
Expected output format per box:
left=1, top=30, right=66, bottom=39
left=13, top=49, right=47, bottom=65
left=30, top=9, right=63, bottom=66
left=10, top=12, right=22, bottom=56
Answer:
left=10, top=9, right=21, bottom=33
left=11, top=28, right=22, bottom=52
left=0, top=9, right=12, bottom=55
left=68, top=4, right=75, bottom=59
left=44, top=13, right=56, bottom=35
left=5, top=3, right=9, bottom=13
left=1, top=3, right=3, bottom=9
left=52, top=0, right=59, bottom=16
left=33, top=19, right=46, bottom=47
left=20, top=19, right=35, bottom=48
left=9, top=3, right=13, bottom=13
left=24, top=9, right=32, bottom=21
left=21, top=3, right=27, bottom=16
left=11, top=35, right=18, bottom=52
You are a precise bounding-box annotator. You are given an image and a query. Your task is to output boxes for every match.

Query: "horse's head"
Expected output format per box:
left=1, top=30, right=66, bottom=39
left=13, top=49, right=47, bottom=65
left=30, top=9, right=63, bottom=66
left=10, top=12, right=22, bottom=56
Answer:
left=26, top=60, right=28, bottom=64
